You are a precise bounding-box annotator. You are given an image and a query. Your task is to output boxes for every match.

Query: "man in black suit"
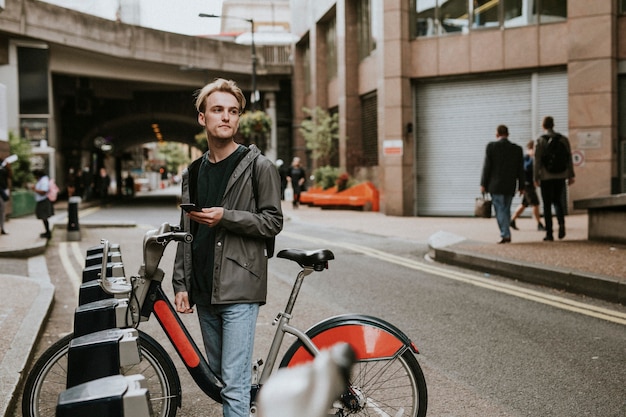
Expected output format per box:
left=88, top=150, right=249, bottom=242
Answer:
left=480, top=125, right=525, bottom=243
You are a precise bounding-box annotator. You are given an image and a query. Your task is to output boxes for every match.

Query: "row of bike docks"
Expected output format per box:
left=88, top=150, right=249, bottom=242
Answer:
left=57, top=241, right=152, bottom=417
left=24, top=222, right=428, bottom=417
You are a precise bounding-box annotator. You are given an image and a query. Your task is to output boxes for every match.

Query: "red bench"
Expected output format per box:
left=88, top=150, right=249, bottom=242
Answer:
left=312, top=182, right=379, bottom=212
left=300, top=186, right=338, bottom=205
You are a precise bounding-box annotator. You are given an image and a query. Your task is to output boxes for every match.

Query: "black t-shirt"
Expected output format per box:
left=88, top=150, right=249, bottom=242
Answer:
left=191, top=145, right=246, bottom=305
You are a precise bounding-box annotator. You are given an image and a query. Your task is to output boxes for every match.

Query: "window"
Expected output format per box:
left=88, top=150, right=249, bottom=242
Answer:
left=415, top=0, right=469, bottom=37
left=536, top=0, right=566, bottom=23
left=18, top=46, right=49, bottom=115
left=473, top=0, right=499, bottom=28
left=414, top=0, right=566, bottom=37
left=301, top=41, right=311, bottom=95
left=622, top=0, right=626, bottom=14
left=360, top=92, right=378, bottom=167
left=357, top=0, right=376, bottom=61
left=325, top=18, right=337, bottom=80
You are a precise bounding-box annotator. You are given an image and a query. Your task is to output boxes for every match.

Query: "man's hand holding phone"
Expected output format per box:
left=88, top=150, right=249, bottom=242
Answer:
left=180, top=203, right=203, bottom=213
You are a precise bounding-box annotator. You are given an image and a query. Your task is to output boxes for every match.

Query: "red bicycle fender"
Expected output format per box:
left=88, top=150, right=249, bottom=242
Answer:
left=285, top=314, right=419, bottom=367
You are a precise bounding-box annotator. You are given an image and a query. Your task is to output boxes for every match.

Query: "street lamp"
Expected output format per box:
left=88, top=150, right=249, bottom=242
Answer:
left=199, top=13, right=258, bottom=110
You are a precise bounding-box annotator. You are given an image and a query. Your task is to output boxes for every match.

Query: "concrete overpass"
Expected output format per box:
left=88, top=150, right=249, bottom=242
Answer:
left=0, top=0, right=293, bottom=190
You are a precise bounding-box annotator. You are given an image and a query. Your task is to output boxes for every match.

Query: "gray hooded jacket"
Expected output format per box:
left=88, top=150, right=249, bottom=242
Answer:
left=172, top=145, right=283, bottom=306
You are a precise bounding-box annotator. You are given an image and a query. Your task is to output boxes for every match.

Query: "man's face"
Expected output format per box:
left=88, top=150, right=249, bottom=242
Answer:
left=198, top=91, right=240, bottom=140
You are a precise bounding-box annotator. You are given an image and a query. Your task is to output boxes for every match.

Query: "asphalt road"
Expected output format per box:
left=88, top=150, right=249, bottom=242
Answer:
left=13, top=194, right=626, bottom=417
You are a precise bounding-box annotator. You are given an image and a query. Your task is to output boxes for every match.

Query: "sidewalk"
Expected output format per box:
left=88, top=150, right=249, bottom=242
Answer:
left=0, top=201, right=624, bottom=416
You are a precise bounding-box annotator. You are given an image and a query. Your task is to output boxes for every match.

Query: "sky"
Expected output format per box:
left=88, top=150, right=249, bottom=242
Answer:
left=42, top=0, right=224, bottom=36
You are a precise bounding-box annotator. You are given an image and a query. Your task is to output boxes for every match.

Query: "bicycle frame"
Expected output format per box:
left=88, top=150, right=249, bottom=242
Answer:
left=100, top=223, right=422, bottom=410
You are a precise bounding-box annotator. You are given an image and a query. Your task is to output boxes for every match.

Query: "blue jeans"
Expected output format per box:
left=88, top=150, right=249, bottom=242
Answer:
left=197, top=303, right=260, bottom=417
left=491, top=194, right=513, bottom=239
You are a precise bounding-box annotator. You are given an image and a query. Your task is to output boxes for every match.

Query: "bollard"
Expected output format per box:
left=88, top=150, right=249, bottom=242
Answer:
left=67, top=196, right=82, bottom=241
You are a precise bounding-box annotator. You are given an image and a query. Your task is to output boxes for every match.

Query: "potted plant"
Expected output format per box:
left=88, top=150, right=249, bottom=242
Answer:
left=7, top=132, right=36, bottom=217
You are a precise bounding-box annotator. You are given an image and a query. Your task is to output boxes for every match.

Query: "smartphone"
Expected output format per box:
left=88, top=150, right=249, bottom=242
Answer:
left=180, top=203, right=203, bottom=212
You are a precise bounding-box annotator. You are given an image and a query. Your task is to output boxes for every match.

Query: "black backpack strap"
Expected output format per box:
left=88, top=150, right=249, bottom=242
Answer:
left=187, top=155, right=204, bottom=205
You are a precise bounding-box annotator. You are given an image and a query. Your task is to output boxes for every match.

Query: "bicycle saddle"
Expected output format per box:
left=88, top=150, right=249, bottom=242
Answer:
left=277, top=249, right=334, bottom=271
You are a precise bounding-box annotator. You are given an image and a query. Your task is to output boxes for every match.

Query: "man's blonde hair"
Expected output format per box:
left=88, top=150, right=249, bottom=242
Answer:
left=194, top=78, right=246, bottom=113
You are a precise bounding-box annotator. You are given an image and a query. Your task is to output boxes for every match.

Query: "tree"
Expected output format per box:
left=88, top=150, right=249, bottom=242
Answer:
left=299, top=107, right=339, bottom=167
left=8, top=131, right=34, bottom=188
left=155, top=142, right=189, bottom=175
left=238, top=110, right=272, bottom=152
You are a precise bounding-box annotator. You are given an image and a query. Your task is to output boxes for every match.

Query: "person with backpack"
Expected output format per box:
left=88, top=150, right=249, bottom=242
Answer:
left=172, top=78, right=283, bottom=417
left=32, top=169, right=55, bottom=239
left=534, top=116, right=575, bottom=241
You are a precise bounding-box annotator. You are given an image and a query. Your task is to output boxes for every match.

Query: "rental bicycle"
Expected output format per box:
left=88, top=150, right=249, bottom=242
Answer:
left=22, top=222, right=428, bottom=417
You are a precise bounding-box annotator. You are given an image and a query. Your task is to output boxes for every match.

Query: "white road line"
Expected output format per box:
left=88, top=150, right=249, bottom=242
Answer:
left=59, top=242, right=81, bottom=299
left=71, top=241, right=85, bottom=267
left=280, top=231, right=626, bottom=326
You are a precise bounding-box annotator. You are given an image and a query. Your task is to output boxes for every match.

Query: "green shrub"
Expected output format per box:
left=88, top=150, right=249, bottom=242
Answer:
left=8, top=132, right=34, bottom=189
left=313, top=165, right=341, bottom=190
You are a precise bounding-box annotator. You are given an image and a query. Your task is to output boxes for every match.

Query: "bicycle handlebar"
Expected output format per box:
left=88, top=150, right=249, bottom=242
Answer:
left=143, top=223, right=192, bottom=278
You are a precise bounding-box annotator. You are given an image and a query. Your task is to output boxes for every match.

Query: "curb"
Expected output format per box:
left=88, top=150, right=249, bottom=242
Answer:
left=0, top=240, right=47, bottom=259
left=429, top=235, right=625, bottom=306
left=0, top=256, right=54, bottom=417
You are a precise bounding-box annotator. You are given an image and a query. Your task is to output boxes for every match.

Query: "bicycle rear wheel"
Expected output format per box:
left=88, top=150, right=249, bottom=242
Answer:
left=21, top=331, right=181, bottom=417
left=281, top=345, right=427, bottom=417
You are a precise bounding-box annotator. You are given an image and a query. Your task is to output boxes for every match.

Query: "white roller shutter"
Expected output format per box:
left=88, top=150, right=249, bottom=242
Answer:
left=536, top=72, right=569, bottom=136
left=415, top=71, right=567, bottom=216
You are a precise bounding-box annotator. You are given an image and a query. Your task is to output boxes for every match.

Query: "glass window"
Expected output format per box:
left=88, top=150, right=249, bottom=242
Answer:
left=440, top=0, right=470, bottom=34
left=301, top=42, right=311, bottom=95
left=357, top=0, right=376, bottom=60
left=415, top=0, right=438, bottom=37
left=621, top=0, right=626, bottom=14
left=325, top=18, right=337, bottom=80
left=473, top=0, right=499, bottom=28
left=503, top=0, right=524, bottom=27
left=17, top=46, right=49, bottom=115
left=537, top=0, right=566, bottom=23
left=413, top=0, right=565, bottom=37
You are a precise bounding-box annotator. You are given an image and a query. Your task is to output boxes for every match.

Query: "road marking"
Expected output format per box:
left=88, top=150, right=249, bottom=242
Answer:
left=59, top=242, right=81, bottom=299
left=71, top=241, right=85, bottom=267
left=280, top=231, right=626, bottom=326
left=79, top=206, right=101, bottom=218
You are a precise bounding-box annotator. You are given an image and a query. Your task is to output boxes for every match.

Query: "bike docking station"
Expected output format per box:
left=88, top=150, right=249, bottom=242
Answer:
left=23, top=223, right=428, bottom=417
left=78, top=243, right=125, bottom=305
left=56, top=239, right=152, bottom=417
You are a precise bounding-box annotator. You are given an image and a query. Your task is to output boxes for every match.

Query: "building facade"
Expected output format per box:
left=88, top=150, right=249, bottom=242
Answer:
left=291, top=0, right=626, bottom=216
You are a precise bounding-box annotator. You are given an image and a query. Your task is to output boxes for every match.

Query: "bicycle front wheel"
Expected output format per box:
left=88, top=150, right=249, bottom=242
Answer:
left=283, top=347, right=426, bottom=417
left=21, top=331, right=181, bottom=417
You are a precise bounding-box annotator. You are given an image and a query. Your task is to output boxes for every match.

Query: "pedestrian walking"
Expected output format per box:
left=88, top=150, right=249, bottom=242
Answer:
left=480, top=125, right=525, bottom=243
left=287, top=157, right=306, bottom=208
left=510, top=140, right=545, bottom=231
left=534, top=116, right=575, bottom=241
left=0, top=158, right=12, bottom=235
left=32, top=169, right=54, bottom=239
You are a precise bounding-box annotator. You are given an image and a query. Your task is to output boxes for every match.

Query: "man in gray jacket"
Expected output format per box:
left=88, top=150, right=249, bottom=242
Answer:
left=173, top=78, right=283, bottom=417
